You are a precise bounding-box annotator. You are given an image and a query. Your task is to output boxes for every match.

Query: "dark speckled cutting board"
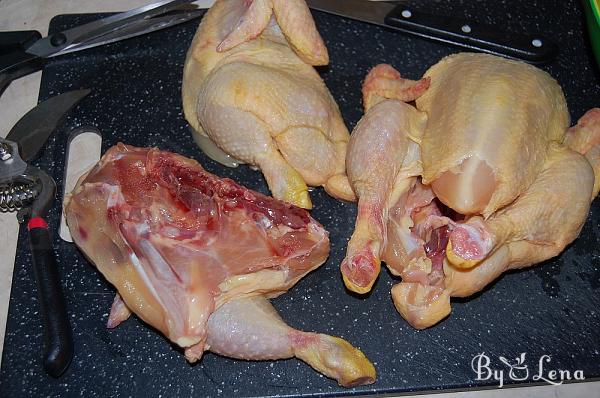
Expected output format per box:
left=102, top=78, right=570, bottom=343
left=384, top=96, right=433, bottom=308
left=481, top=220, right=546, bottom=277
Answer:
left=2, top=1, right=600, bottom=397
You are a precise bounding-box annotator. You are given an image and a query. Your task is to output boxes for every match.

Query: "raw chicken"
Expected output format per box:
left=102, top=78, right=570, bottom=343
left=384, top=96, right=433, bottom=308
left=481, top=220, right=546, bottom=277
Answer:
left=342, top=53, right=600, bottom=329
left=182, top=0, right=355, bottom=210
left=65, top=143, right=375, bottom=387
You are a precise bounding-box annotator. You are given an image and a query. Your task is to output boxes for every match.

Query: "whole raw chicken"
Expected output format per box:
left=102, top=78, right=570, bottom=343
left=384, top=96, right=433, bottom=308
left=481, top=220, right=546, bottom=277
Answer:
left=65, top=144, right=375, bottom=387
left=182, top=0, right=355, bottom=209
left=342, top=53, right=600, bottom=329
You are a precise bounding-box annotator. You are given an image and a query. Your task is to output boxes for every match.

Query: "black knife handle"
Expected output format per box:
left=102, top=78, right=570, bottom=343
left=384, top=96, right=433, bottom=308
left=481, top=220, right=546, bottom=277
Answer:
left=0, top=31, right=44, bottom=96
left=385, top=7, right=558, bottom=64
left=28, top=217, right=73, bottom=378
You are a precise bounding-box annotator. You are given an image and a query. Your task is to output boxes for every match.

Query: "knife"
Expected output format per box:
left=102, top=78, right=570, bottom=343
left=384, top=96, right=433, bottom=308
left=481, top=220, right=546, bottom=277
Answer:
left=305, top=0, right=558, bottom=64
left=0, top=0, right=208, bottom=96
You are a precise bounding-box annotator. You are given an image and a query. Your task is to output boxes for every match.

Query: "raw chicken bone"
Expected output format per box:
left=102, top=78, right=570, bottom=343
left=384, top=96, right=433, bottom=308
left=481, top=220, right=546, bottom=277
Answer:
left=342, top=54, right=600, bottom=329
left=182, top=0, right=356, bottom=210
left=65, top=143, right=375, bottom=387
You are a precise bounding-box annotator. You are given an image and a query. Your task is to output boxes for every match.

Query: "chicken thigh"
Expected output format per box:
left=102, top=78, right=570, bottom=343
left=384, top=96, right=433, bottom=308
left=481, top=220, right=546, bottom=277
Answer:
left=182, top=0, right=355, bottom=209
left=342, top=53, right=600, bottom=328
left=65, top=144, right=375, bottom=387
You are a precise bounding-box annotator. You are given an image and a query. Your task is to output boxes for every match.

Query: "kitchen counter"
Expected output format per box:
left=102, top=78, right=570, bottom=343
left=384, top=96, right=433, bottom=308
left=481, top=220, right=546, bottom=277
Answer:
left=0, top=1, right=598, bottom=397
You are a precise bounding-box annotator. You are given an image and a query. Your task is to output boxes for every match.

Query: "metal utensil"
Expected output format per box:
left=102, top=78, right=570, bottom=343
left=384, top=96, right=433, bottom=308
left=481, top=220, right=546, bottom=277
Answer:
left=306, top=0, right=558, bottom=64
left=0, top=89, right=90, bottom=377
left=0, top=0, right=207, bottom=96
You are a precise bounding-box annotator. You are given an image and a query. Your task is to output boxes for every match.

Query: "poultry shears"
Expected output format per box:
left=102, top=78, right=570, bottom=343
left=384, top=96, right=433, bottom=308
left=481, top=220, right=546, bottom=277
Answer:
left=0, top=89, right=90, bottom=378
left=0, top=0, right=209, bottom=96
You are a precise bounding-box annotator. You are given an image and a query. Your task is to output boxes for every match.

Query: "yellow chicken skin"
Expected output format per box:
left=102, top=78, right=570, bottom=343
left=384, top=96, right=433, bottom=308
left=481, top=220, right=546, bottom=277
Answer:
left=65, top=144, right=375, bottom=387
left=182, top=0, right=355, bottom=209
left=418, top=53, right=569, bottom=217
left=342, top=53, right=600, bottom=329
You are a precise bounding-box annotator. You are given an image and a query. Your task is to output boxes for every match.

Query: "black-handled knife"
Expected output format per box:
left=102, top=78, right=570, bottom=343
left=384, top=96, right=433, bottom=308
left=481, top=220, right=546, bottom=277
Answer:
left=28, top=216, right=73, bottom=377
left=306, top=0, right=558, bottom=64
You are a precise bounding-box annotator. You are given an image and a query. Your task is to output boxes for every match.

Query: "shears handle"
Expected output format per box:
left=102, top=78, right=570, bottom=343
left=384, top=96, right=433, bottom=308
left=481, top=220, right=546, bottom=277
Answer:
left=0, top=31, right=44, bottom=96
left=28, top=216, right=74, bottom=378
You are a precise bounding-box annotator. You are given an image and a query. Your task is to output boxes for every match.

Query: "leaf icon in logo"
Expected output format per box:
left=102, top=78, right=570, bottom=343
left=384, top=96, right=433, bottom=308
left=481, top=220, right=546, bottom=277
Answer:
left=517, top=353, right=526, bottom=365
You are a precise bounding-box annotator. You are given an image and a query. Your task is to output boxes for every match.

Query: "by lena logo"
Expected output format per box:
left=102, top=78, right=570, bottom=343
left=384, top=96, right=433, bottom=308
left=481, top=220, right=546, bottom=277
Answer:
left=471, top=352, right=585, bottom=388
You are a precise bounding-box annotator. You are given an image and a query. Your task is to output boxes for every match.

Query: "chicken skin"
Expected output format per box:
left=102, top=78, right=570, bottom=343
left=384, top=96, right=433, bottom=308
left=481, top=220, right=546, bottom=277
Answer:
left=182, top=0, right=355, bottom=209
left=342, top=53, right=600, bottom=328
left=65, top=144, right=375, bottom=387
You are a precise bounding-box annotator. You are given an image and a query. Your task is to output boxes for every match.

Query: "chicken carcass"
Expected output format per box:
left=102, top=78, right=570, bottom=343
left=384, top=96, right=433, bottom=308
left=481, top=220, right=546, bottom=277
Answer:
left=65, top=143, right=375, bottom=387
left=342, top=53, right=600, bottom=329
left=182, top=0, right=355, bottom=209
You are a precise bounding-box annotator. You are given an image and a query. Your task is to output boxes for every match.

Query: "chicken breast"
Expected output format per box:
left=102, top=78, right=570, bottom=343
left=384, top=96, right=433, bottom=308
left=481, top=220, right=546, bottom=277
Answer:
left=417, top=53, right=569, bottom=217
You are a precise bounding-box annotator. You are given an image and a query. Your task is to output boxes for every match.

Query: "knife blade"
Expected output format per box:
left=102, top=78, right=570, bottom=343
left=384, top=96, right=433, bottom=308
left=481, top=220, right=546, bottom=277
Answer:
left=6, top=89, right=91, bottom=162
left=306, top=0, right=558, bottom=64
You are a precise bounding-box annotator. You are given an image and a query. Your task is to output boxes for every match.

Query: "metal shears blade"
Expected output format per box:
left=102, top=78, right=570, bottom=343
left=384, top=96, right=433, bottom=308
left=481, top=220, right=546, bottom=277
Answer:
left=26, top=0, right=204, bottom=58
left=0, top=0, right=210, bottom=96
left=6, top=89, right=91, bottom=162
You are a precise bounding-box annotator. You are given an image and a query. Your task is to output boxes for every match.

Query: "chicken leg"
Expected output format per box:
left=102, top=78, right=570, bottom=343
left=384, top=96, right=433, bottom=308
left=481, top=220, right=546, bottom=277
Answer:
left=205, top=296, right=376, bottom=387
left=398, top=111, right=600, bottom=327
left=444, top=143, right=596, bottom=296
left=106, top=291, right=377, bottom=387
left=342, top=65, right=429, bottom=293
left=395, top=97, right=600, bottom=328
left=445, top=110, right=600, bottom=273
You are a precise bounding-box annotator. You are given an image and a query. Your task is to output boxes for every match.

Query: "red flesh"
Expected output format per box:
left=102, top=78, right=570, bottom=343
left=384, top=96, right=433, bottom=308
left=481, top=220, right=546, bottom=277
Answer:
left=66, top=143, right=330, bottom=348
left=424, top=225, right=450, bottom=271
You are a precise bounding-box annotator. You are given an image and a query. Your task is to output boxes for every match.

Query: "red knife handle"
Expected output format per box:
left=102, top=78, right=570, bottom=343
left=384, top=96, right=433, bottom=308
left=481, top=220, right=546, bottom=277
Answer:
left=27, top=217, right=73, bottom=378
